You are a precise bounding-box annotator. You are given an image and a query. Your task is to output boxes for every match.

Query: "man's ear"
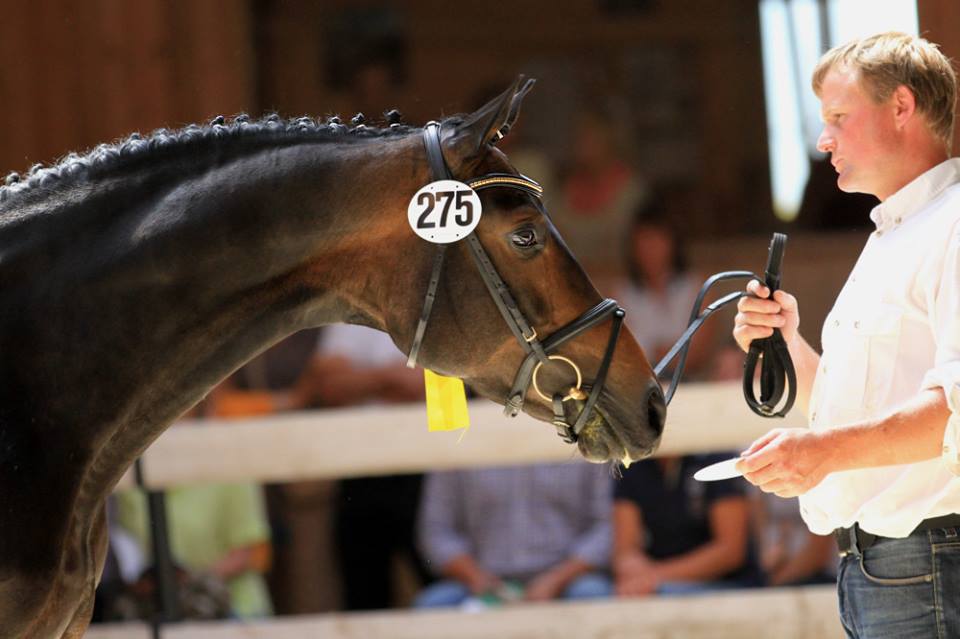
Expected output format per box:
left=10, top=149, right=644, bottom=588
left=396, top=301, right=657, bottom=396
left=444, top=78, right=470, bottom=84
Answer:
left=441, top=76, right=536, bottom=174
left=892, top=84, right=917, bottom=129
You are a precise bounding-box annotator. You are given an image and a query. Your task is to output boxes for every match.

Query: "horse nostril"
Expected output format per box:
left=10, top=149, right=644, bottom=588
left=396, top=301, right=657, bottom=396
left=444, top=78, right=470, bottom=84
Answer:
left=646, top=384, right=667, bottom=436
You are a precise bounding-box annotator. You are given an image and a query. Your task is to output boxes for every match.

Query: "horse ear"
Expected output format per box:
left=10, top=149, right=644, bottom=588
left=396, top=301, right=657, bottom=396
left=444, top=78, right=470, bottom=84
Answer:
left=443, top=76, right=536, bottom=168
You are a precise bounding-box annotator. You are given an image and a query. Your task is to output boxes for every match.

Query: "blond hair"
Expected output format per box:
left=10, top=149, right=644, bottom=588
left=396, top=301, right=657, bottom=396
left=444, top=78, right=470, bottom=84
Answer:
left=812, top=32, right=957, bottom=151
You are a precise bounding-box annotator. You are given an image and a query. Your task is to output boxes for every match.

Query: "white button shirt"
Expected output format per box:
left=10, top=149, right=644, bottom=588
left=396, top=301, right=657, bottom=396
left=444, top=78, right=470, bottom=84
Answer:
left=801, top=158, right=960, bottom=538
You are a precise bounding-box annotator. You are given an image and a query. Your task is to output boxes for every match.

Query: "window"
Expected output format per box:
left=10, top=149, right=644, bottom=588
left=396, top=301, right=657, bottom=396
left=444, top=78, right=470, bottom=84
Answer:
left=759, top=0, right=918, bottom=221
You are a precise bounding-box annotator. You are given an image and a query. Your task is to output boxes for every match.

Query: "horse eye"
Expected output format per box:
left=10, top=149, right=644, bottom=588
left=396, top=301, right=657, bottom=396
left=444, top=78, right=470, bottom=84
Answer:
left=511, top=229, right=538, bottom=248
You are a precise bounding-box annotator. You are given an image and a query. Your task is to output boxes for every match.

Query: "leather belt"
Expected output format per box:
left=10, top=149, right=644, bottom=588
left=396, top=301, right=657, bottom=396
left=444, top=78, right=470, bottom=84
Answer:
left=834, top=513, right=960, bottom=557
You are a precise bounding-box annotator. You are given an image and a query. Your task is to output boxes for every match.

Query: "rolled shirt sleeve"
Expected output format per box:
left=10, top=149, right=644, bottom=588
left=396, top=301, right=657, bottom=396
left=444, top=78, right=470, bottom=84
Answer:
left=921, top=223, right=960, bottom=475
left=417, top=471, right=472, bottom=573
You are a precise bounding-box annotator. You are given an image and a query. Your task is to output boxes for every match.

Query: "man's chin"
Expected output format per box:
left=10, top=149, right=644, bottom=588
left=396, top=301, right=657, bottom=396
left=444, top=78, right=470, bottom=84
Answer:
left=836, top=172, right=870, bottom=196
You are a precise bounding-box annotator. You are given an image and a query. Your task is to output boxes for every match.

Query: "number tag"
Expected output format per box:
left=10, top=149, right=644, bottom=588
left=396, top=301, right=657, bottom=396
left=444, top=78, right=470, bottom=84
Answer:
left=407, top=180, right=482, bottom=244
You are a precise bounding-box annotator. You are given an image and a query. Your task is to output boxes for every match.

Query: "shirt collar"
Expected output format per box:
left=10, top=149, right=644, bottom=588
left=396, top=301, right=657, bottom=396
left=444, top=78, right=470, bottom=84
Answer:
left=870, top=158, right=960, bottom=231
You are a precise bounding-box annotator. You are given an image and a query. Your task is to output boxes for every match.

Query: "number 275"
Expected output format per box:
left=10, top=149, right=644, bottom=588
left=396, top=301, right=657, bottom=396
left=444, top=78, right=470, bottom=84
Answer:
left=416, top=190, right=474, bottom=229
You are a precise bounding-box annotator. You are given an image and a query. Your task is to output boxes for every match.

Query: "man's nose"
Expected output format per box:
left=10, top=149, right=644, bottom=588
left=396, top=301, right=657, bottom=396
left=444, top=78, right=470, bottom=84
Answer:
left=816, top=128, right=834, bottom=154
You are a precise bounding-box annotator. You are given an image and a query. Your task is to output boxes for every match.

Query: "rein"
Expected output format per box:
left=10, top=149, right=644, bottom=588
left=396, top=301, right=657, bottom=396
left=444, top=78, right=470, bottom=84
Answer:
left=407, top=122, right=629, bottom=443
left=654, top=233, right=797, bottom=417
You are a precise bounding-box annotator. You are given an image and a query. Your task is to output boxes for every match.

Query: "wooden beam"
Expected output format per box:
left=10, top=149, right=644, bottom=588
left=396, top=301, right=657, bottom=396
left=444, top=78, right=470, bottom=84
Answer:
left=86, top=584, right=843, bottom=639
left=117, top=381, right=806, bottom=490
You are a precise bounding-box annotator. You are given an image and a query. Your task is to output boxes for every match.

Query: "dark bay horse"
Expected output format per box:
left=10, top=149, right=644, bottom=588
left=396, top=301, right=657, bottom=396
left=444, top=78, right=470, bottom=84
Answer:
left=0, top=79, right=663, bottom=637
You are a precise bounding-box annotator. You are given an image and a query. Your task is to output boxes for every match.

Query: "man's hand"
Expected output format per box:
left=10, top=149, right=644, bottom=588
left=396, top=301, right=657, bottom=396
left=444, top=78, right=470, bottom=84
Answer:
left=736, top=428, right=835, bottom=497
left=734, top=280, right=800, bottom=352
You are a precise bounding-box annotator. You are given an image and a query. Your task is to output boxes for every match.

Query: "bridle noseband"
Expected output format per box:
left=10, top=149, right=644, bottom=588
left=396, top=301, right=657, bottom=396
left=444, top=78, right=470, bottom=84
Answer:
left=406, top=121, right=627, bottom=443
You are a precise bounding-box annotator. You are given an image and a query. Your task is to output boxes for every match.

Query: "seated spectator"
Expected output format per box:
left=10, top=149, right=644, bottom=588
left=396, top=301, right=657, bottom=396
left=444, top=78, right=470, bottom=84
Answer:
left=91, top=497, right=147, bottom=622
left=114, top=407, right=274, bottom=619
left=613, top=454, right=758, bottom=596
left=415, top=462, right=612, bottom=608
left=115, top=479, right=273, bottom=619
left=750, top=491, right=836, bottom=586
left=707, top=342, right=837, bottom=586
left=615, top=185, right=714, bottom=380
left=549, top=105, right=645, bottom=281
left=294, top=324, right=429, bottom=610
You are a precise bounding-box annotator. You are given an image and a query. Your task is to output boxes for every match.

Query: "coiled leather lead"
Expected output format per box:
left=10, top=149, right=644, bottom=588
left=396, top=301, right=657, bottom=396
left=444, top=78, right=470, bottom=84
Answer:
left=742, top=233, right=796, bottom=417
left=654, top=233, right=796, bottom=418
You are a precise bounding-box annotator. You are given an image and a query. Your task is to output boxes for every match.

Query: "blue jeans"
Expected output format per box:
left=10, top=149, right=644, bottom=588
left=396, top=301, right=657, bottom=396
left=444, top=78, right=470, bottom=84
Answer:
left=838, top=526, right=960, bottom=638
left=414, top=573, right=612, bottom=608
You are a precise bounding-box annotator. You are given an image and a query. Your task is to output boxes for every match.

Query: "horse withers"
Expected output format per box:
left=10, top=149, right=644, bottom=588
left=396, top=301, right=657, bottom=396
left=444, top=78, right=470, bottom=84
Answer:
left=0, top=78, right=663, bottom=637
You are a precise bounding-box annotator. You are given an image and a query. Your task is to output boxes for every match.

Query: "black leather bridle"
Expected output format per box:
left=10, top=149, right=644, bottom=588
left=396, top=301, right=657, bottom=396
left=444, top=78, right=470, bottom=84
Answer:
left=406, top=121, right=628, bottom=443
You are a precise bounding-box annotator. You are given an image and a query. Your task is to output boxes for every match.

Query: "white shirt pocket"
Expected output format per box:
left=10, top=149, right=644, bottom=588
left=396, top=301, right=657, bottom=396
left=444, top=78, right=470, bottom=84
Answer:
left=819, top=305, right=903, bottom=423
left=857, top=304, right=904, bottom=413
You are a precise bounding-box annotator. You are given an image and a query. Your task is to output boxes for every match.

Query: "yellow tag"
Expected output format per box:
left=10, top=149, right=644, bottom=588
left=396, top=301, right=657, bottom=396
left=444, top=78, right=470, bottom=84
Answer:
left=424, top=369, right=470, bottom=434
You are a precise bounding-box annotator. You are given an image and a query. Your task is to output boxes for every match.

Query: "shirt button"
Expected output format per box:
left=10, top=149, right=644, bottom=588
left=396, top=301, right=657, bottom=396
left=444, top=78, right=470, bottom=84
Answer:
left=895, top=217, right=902, bottom=225
left=811, top=412, right=817, bottom=422
left=834, top=320, right=840, bottom=327
left=854, top=320, right=860, bottom=329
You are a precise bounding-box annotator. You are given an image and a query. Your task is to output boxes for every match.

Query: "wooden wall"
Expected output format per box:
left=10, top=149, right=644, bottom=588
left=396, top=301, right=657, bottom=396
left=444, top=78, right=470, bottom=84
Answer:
left=917, top=0, right=960, bottom=153
left=255, top=0, right=772, bottom=236
left=0, top=0, right=770, bottom=237
left=2, top=1, right=958, bottom=234
left=0, top=0, right=254, bottom=176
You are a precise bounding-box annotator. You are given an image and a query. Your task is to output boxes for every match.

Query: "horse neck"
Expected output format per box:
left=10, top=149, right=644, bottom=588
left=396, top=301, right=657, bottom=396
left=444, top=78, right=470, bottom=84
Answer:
left=2, top=132, right=432, bottom=504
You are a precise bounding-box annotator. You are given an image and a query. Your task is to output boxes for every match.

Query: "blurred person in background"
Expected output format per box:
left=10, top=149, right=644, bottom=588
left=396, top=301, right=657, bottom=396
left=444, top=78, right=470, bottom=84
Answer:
left=293, top=323, right=430, bottom=610
left=549, top=105, right=646, bottom=283
left=197, top=332, right=328, bottom=615
left=711, top=342, right=837, bottom=587
left=114, top=425, right=274, bottom=619
left=617, top=188, right=715, bottom=381
left=415, top=462, right=613, bottom=608
left=750, top=491, right=836, bottom=587
left=612, top=454, right=758, bottom=596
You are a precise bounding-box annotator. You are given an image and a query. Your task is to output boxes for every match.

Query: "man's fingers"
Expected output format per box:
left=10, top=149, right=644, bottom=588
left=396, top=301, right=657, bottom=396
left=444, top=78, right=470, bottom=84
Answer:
left=743, top=463, right=781, bottom=486
left=741, top=430, right=779, bottom=457
left=772, top=289, right=798, bottom=312
left=733, top=325, right=774, bottom=352
left=760, top=480, right=790, bottom=495
left=735, top=311, right=786, bottom=328
left=737, top=295, right=782, bottom=314
left=746, top=279, right=770, bottom=298
left=737, top=432, right=782, bottom=472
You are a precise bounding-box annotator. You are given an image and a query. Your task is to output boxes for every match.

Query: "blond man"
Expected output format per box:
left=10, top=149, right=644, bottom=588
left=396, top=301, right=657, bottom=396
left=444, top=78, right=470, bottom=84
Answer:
left=733, top=32, right=960, bottom=637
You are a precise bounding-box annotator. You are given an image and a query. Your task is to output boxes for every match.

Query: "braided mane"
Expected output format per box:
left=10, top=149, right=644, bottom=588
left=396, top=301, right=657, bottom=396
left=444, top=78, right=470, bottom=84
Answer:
left=0, top=112, right=417, bottom=206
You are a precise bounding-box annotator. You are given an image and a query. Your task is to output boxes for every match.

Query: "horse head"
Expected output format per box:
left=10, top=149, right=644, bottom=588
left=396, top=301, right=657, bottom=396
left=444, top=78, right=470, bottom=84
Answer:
left=386, top=78, right=665, bottom=463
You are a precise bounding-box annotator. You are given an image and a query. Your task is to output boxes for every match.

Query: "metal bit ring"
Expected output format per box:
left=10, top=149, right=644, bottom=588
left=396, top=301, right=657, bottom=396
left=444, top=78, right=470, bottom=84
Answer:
left=532, top=355, right=586, bottom=402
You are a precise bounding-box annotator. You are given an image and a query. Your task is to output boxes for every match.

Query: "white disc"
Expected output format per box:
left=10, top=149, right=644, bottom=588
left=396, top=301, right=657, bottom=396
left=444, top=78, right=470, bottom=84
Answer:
left=693, top=457, right=744, bottom=482
left=407, top=180, right=482, bottom=244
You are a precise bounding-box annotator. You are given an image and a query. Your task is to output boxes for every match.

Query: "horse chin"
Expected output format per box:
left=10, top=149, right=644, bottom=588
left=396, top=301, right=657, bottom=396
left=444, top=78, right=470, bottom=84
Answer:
left=576, top=405, right=659, bottom=464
